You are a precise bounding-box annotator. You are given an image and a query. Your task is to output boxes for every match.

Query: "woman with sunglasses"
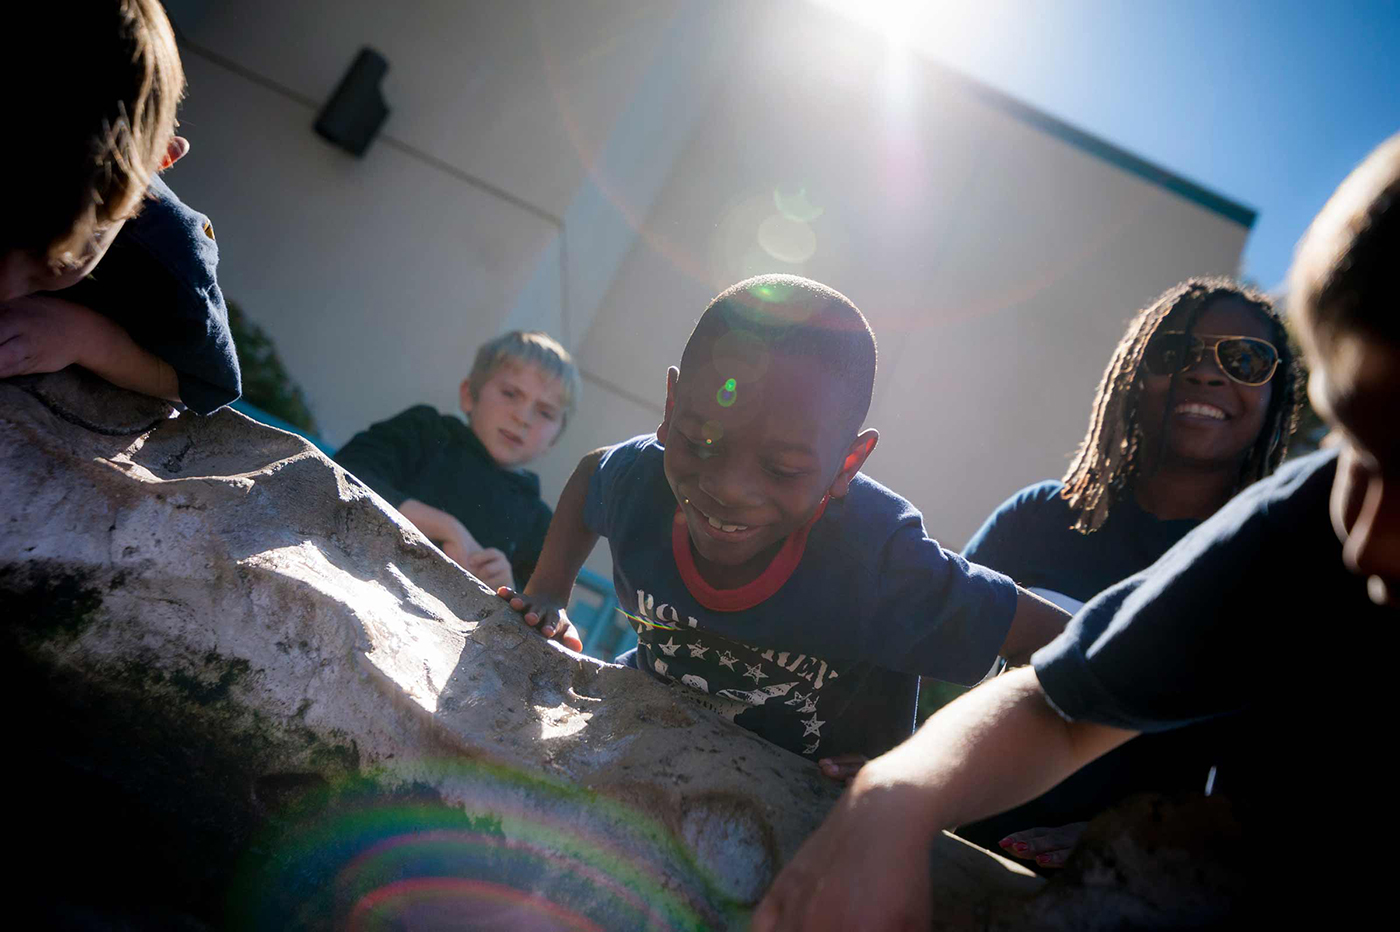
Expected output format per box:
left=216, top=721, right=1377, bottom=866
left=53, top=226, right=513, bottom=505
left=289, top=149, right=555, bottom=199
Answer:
left=953, top=277, right=1303, bottom=867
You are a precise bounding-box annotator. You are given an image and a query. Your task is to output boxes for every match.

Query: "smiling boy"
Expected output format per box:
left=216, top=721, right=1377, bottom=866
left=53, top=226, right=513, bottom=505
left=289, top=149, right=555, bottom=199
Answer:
left=334, top=330, right=580, bottom=591
left=505, top=275, right=1070, bottom=762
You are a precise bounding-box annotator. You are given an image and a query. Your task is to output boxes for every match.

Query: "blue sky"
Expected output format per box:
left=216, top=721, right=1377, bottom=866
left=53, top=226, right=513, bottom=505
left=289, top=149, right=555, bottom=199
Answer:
left=816, top=0, right=1400, bottom=290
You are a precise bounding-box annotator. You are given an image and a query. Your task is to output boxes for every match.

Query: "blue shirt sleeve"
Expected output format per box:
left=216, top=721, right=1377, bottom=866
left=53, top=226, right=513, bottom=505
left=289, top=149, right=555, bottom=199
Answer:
left=583, top=435, right=654, bottom=538
left=1032, top=452, right=1337, bottom=733
left=114, top=177, right=240, bottom=415
left=874, top=512, right=1020, bottom=685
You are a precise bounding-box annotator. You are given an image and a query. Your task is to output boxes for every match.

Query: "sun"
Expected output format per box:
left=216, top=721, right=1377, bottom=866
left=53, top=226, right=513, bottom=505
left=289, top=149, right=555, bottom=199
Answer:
left=807, top=0, right=975, bottom=52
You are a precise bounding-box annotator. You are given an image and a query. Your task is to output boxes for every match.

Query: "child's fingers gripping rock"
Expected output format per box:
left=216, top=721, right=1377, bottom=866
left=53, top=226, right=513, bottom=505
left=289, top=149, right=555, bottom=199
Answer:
left=496, top=587, right=585, bottom=652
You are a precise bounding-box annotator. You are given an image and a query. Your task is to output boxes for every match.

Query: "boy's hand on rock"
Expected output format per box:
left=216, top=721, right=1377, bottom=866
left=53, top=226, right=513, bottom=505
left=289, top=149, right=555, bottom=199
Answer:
left=0, top=295, right=102, bottom=378
left=997, top=821, right=1087, bottom=869
left=465, top=548, right=513, bottom=591
left=496, top=586, right=583, bottom=652
left=818, top=754, right=868, bottom=784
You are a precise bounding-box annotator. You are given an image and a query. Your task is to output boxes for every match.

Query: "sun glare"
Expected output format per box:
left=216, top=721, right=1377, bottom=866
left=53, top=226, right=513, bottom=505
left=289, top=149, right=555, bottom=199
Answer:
left=808, top=0, right=975, bottom=52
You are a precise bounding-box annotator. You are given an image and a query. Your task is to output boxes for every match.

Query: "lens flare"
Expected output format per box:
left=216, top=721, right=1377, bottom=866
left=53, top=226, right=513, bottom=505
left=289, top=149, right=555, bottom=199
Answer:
left=716, top=378, right=738, bottom=407
left=757, top=213, right=817, bottom=264
left=774, top=184, right=825, bottom=223
left=224, top=757, right=743, bottom=930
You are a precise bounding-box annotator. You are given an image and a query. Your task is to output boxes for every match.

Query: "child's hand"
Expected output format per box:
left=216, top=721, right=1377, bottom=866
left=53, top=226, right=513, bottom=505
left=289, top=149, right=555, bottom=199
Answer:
left=0, top=296, right=180, bottom=401
left=466, top=548, right=514, bottom=591
left=437, top=521, right=483, bottom=569
left=997, top=821, right=1088, bottom=869
left=818, top=754, right=868, bottom=784
left=495, top=586, right=583, bottom=652
left=0, top=295, right=93, bottom=377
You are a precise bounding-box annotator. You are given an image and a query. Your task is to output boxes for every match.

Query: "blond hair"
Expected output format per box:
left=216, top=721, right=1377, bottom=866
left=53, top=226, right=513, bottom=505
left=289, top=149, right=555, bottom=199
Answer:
left=467, top=331, right=582, bottom=429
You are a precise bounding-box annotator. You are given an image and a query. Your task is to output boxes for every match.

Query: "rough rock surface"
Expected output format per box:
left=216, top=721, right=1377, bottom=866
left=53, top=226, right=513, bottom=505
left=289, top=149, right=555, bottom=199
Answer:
left=1, top=370, right=1040, bottom=930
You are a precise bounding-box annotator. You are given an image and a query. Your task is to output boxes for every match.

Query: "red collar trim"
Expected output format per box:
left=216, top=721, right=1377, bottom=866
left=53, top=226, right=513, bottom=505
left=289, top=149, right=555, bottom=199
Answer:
left=671, top=497, right=827, bottom=612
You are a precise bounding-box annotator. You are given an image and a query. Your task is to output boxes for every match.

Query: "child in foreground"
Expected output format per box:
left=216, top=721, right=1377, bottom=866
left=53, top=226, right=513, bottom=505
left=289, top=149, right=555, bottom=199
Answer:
left=753, top=134, right=1400, bottom=931
left=0, top=1, right=240, bottom=414
left=335, top=331, right=579, bottom=591
left=502, top=275, right=1070, bottom=763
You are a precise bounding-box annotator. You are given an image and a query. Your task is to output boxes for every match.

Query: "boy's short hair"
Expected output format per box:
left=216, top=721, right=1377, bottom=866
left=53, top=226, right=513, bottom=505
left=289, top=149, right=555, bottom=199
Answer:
left=467, top=330, right=582, bottom=426
left=1291, top=131, right=1400, bottom=349
left=682, top=274, right=877, bottom=436
left=4, top=0, right=184, bottom=269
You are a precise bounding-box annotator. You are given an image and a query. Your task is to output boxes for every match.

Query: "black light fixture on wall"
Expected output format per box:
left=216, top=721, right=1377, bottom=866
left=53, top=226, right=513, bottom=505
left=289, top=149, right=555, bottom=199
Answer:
left=314, top=47, right=390, bottom=157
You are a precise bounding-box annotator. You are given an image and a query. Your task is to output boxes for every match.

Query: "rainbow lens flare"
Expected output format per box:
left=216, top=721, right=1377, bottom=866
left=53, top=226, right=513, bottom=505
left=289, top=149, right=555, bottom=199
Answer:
left=224, top=757, right=743, bottom=930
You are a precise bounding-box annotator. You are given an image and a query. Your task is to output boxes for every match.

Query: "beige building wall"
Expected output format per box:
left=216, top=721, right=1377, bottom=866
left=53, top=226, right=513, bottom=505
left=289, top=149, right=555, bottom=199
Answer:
left=160, top=0, right=1252, bottom=581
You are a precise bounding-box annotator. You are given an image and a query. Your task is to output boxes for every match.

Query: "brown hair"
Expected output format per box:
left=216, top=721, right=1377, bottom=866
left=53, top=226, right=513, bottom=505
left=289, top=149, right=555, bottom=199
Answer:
left=2, top=1, right=185, bottom=268
left=1061, top=278, right=1303, bottom=532
left=1290, top=132, right=1400, bottom=352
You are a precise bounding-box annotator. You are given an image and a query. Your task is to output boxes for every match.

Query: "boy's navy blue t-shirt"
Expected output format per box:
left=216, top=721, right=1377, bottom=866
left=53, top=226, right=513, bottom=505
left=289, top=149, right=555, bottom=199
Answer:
left=586, top=434, right=1019, bottom=760
left=964, top=481, right=1199, bottom=605
left=60, top=176, right=240, bottom=414
left=1031, top=449, right=1393, bottom=817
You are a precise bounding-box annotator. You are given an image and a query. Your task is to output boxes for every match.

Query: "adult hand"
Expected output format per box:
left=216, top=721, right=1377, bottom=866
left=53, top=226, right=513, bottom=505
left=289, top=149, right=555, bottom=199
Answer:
left=0, top=295, right=96, bottom=378
left=495, top=586, right=583, bottom=652
left=466, top=547, right=514, bottom=592
left=998, top=822, right=1088, bottom=869
left=752, top=768, right=937, bottom=932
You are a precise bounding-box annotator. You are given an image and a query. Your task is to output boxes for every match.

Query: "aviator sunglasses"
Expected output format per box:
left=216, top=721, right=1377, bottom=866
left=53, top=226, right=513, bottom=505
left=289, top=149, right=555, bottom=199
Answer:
left=1142, top=331, right=1281, bottom=387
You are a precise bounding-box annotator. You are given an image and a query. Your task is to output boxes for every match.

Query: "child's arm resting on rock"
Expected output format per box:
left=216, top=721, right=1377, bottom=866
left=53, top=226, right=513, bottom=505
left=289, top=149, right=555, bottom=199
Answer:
left=496, top=447, right=606, bottom=653
left=1, top=295, right=180, bottom=403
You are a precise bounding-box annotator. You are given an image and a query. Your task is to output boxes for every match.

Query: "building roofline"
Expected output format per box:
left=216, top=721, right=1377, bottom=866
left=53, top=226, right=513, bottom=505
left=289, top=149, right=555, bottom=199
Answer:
left=931, top=61, right=1258, bottom=229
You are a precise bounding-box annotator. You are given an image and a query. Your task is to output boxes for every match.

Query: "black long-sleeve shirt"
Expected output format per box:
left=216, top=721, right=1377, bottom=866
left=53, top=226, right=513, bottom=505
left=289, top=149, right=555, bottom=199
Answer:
left=334, top=405, right=552, bottom=586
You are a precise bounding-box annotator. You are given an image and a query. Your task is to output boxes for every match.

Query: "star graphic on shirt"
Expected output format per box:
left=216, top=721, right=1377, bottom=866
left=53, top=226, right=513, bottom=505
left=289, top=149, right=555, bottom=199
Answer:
left=718, top=651, right=738, bottom=670
left=802, top=715, right=825, bottom=737
left=785, top=690, right=809, bottom=707
left=744, top=663, right=769, bottom=684
left=798, top=697, right=818, bottom=714
left=803, top=741, right=821, bottom=756
left=657, top=637, right=680, bottom=657
left=686, top=641, right=709, bottom=659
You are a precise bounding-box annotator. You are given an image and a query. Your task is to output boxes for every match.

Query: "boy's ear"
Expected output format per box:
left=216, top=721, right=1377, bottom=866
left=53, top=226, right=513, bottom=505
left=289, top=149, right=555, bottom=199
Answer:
left=828, top=429, right=878, bottom=499
left=656, top=366, right=679, bottom=443
left=459, top=377, right=476, bottom=415
left=159, top=136, right=190, bottom=171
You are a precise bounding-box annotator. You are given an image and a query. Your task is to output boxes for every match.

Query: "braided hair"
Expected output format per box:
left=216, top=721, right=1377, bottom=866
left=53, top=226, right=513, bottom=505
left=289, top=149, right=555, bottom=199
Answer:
left=1061, top=277, right=1304, bottom=532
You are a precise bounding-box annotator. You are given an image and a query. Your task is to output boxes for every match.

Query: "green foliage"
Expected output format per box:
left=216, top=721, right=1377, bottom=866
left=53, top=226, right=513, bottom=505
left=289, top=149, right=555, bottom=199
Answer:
left=917, top=676, right=968, bottom=722
left=228, top=301, right=319, bottom=434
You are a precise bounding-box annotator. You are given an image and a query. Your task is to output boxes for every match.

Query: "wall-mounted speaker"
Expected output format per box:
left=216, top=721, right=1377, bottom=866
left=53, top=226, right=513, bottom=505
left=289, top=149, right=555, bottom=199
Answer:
left=314, top=48, right=390, bottom=157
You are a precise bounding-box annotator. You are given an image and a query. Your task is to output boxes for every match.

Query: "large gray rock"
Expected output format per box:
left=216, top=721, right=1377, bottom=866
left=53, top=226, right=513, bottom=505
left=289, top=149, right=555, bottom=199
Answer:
left=1, top=370, right=1039, bottom=930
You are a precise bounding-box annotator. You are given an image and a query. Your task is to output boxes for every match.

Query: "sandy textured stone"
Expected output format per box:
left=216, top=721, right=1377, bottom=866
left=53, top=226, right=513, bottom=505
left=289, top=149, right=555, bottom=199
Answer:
left=1, top=369, right=1040, bottom=930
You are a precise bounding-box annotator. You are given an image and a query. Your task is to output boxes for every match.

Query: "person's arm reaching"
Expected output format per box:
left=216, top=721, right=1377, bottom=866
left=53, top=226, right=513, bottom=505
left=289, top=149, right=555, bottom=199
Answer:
left=497, top=447, right=606, bottom=652
left=396, top=498, right=482, bottom=567
left=998, top=588, right=1071, bottom=667
left=752, top=666, right=1134, bottom=932
left=0, top=295, right=181, bottom=402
